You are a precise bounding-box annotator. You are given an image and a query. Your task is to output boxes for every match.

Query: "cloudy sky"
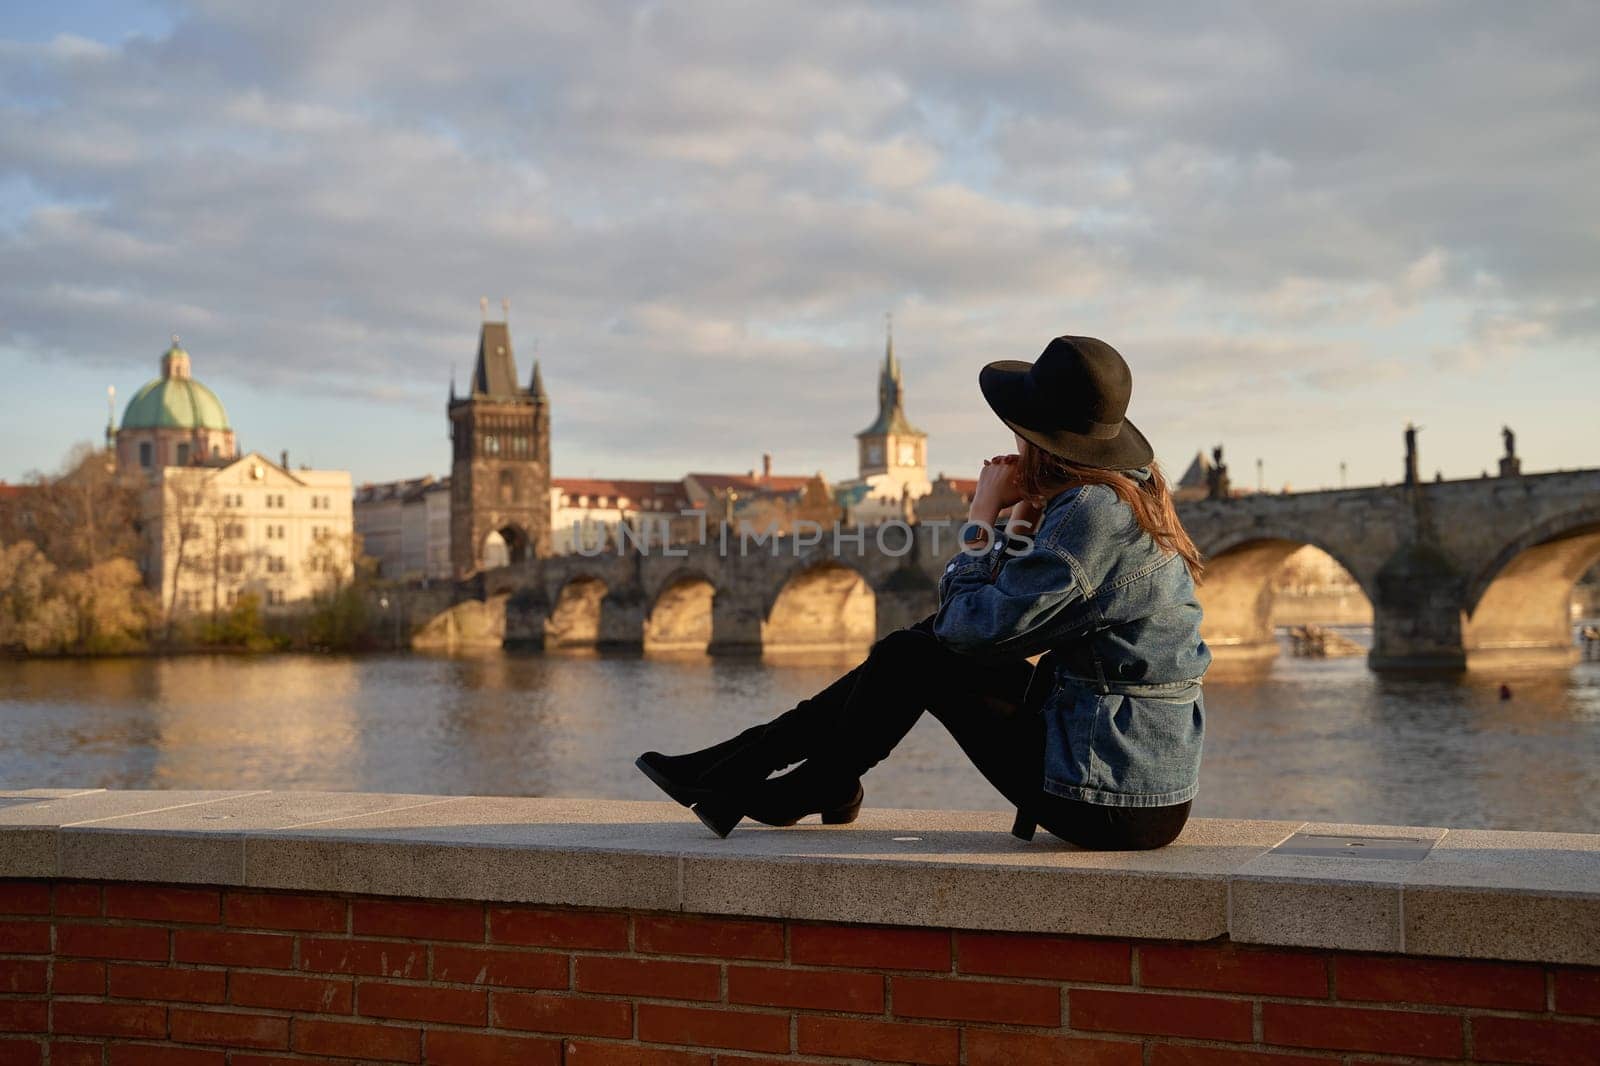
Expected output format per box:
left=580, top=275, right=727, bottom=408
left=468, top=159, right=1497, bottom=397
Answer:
left=2, top=1, right=1596, bottom=491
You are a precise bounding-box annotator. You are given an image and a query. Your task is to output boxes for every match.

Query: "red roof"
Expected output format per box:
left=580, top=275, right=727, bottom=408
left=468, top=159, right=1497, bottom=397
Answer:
left=687, top=472, right=814, bottom=494
left=0, top=482, right=29, bottom=501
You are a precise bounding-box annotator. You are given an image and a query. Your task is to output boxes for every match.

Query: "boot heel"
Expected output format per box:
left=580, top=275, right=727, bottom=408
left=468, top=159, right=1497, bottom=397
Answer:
left=691, top=796, right=744, bottom=838
left=821, top=784, right=864, bottom=825
left=1011, top=809, right=1036, bottom=841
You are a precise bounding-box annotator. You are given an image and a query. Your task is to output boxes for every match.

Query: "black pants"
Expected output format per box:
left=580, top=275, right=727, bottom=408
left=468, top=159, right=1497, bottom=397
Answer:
left=757, top=616, right=1192, bottom=850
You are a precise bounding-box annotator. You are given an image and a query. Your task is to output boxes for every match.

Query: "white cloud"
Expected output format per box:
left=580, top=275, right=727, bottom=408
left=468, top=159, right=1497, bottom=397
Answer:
left=1, top=0, right=1597, bottom=486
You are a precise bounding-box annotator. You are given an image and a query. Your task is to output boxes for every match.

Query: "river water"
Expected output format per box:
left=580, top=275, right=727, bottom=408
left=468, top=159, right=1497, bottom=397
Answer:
left=3, top=627, right=1599, bottom=833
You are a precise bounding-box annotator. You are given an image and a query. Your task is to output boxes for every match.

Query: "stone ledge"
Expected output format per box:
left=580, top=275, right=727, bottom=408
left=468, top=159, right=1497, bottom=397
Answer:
left=3, top=788, right=1596, bottom=966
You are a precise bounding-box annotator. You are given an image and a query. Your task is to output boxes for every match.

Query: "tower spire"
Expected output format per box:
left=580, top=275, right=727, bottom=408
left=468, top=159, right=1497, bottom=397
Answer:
left=105, top=385, right=117, bottom=450
left=884, top=311, right=898, bottom=379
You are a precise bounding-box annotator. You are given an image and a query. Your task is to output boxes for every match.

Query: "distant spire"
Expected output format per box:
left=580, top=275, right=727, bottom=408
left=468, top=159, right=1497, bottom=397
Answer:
left=884, top=311, right=899, bottom=380
left=480, top=296, right=489, bottom=321
left=501, top=297, right=510, bottom=321
left=530, top=359, right=546, bottom=400
left=449, top=361, right=457, bottom=402
left=105, top=384, right=117, bottom=448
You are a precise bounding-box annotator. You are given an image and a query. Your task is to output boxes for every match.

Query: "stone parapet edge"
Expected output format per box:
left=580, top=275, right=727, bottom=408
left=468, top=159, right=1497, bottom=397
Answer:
left=2, top=788, right=1596, bottom=968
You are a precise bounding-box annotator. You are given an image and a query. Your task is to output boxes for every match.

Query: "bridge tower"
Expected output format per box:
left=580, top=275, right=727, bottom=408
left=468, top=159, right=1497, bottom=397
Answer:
left=448, top=305, right=551, bottom=577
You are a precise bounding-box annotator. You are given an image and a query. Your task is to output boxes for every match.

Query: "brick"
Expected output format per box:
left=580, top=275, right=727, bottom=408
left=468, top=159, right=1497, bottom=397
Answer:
left=351, top=899, right=482, bottom=942
left=0, top=1037, right=42, bottom=1066
left=566, top=1042, right=712, bottom=1066
left=957, top=931, right=1130, bottom=983
left=1556, top=966, right=1600, bottom=1017
left=1151, top=1048, right=1340, bottom=1066
left=492, top=992, right=632, bottom=1038
left=489, top=906, right=629, bottom=950
left=103, top=885, right=220, bottom=925
left=48, top=1043, right=103, bottom=1066
left=1071, top=989, right=1253, bottom=1042
left=109, top=1046, right=226, bottom=1066
left=300, top=936, right=424, bottom=978
left=54, top=884, right=102, bottom=916
left=224, top=891, right=346, bottom=933
left=1142, top=942, right=1327, bottom=998
left=292, top=1017, right=421, bottom=1062
left=0, top=882, right=50, bottom=915
left=1471, top=1015, right=1600, bottom=1066
left=53, top=1001, right=165, bottom=1039
left=173, top=930, right=293, bottom=969
left=968, top=1029, right=1143, bottom=1066
left=57, top=923, right=169, bottom=962
left=51, top=960, right=106, bottom=995
left=1261, top=1002, right=1464, bottom=1058
left=427, top=1029, right=562, bottom=1066
left=637, top=1004, right=788, bottom=1053
left=574, top=956, right=721, bottom=1001
left=729, top=965, right=883, bottom=1013
left=233, top=1056, right=336, bottom=1066
left=1334, top=953, right=1542, bottom=1010
left=0, top=920, right=51, bottom=954
left=357, top=980, right=486, bottom=1025
left=893, top=975, right=1059, bottom=1026
left=169, top=1008, right=289, bottom=1050
left=108, top=963, right=226, bottom=1004
left=790, top=924, right=950, bottom=971
left=0, top=959, right=47, bottom=994
left=230, top=971, right=353, bottom=1013
left=797, top=1016, right=959, bottom=1065
left=431, top=944, right=568, bottom=990
left=0, top=1000, right=47, bottom=1034
left=633, top=915, right=783, bottom=960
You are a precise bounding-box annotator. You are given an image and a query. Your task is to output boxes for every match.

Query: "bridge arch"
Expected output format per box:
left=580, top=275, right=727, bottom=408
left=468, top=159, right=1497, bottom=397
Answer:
left=544, top=574, right=612, bottom=649
left=643, top=570, right=718, bottom=654
left=762, top=560, right=876, bottom=653
left=1194, top=531, right=1375, bottom=663
left=1460, top=505, right=1600, bottom=667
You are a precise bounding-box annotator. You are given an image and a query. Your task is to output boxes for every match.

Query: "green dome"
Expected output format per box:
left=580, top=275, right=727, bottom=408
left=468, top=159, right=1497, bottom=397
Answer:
left=121, top=340, right=232, bottom=431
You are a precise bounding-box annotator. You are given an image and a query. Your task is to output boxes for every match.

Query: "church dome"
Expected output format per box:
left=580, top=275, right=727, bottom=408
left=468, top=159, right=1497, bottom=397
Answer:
left=121, top=337, right=231, bottom=431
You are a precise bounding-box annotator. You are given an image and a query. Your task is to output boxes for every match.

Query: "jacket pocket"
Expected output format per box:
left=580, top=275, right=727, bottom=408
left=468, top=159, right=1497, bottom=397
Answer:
left=1041, top=681, right=1100, bottom=792
left=1085, top=691, right=1204, bottom=798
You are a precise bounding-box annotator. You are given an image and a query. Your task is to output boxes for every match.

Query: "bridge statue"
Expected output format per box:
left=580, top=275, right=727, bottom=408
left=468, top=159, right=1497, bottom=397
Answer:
left=1404, top=422, right=1420, bottom=486
left=1206, top=444, right=1231, bottom=501
left=1500, top=424, right=1522, bottom=478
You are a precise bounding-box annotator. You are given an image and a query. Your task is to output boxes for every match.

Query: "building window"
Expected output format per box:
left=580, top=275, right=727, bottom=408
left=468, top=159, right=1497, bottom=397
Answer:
left=266, top=589, right=285, bottom=606
left=139, top=442, right=152, bottom=468
left=267, top=556, right=286, bottom=573
left=223, top=554, right=243, bottom=574
left=225, top=522, right=245, bottom=539
left=266, top=524, right=286, bottom=540
left=176, top=442, right=190, bottom=465
left=225, top=589, right=237, bottom=606
left=484, top=434, right=500, bottom=456
left=499, top=470, right=518, bottom=504
left=266, top=494, right=285, bottom=508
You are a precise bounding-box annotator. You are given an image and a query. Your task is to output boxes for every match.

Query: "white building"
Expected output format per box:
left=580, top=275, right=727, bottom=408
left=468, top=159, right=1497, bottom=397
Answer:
left=549, top=477, right=693, bottom=555
left=353, top=476, right=452, bottom=581
left=145, top=452, right=354, bottom=614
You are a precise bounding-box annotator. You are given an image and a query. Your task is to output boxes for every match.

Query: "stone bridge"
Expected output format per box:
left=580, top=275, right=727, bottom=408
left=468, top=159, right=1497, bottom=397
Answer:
left=418, top=468, right=1600, bottom=671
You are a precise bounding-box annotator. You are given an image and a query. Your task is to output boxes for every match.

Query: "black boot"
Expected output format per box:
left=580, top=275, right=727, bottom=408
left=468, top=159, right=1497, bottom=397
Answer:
left=691, top=759, right=864, bottom=838
left=635, top=722, right=798, bottom=809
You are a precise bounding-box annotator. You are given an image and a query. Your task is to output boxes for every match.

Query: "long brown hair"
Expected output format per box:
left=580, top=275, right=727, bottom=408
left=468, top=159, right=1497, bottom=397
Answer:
left=1015, top=441, right=1205, bottom=582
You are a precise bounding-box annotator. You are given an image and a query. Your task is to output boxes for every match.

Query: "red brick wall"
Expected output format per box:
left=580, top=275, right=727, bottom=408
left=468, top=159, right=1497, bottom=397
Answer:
left=2, top=878, right=1598, bottom=1065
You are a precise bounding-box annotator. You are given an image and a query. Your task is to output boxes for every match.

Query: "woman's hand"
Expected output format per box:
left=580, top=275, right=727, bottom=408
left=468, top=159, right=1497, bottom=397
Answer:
left=967, top=454, right=1025, bottom=542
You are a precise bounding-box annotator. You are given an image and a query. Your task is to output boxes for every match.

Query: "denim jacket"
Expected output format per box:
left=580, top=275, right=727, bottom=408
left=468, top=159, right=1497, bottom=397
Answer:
left=932, top=468, right=1212, bottom=807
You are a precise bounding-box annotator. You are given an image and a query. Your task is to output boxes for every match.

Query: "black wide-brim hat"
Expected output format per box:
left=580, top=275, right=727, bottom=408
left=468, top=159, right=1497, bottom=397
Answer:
left=979, top=335, right=1154, bottom=470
